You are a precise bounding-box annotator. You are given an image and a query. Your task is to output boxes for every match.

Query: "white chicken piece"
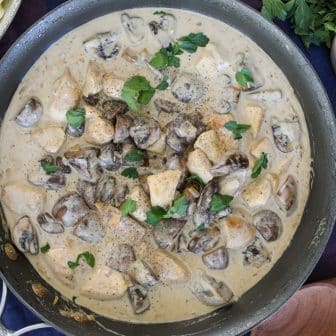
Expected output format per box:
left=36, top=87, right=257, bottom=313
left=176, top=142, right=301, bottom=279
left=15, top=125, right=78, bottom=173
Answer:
left=250, top=137, right=273, bottom=159
left=82, top=62, right=103, bottom=97
left=114, top=216, right=146, bottom=245
left=83, top=104, right=102, bottom=118
left=80, top=266, right=128, bottom=300
left=147, top=133, right=166, bottom=155
left=128, top=260, right=157, bottom=286
left=241, top=176, right=273, bottom=208
left=32, top=126, right=65, bottom=153
left=219, top=176, right=241, bottom=195
left=45, top=247, right=76, bottom=287
left=95, top=202, right=121, bottom=229
left=244, top=105, right=264, bottom=137
left=219, top=216, right=256, bottom=249
left=85, top=116, right=114, bottom=145
left=1, top=182, right=46, bottom=217
left=147, top=170, right=181, bottom=208
left=195, top=43, right=225, bottom=78
left=194, top=130, right=225, bottom=164
left=102, top=73, right=124, bottom=99
left=128, top=186, right=151, bottom=222
left=48, top=69, right=80, bottom=122
left=148, top=250, right=189, bottom=284
left=266, top=173, right=279, bottom=193
left=187, top=149, right=213, bottom=184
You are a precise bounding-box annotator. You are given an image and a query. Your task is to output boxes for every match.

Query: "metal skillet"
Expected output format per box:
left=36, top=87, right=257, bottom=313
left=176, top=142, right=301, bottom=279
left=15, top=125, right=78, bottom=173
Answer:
left=0, top=0, right=335, bottom=335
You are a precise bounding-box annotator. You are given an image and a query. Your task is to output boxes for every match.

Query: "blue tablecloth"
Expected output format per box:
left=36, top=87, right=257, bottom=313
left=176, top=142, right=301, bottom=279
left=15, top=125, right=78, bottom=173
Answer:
left=0, top=1, right=335, bottom=335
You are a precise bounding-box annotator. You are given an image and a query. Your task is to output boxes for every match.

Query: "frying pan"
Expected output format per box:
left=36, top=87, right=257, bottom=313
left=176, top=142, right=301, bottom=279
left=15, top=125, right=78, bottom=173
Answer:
left=0, top=1, right=335, bottom=335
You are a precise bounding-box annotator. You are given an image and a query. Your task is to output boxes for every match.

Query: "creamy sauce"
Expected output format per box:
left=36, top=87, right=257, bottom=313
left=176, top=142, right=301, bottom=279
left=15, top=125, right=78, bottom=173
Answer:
left=0, top=8, right=311, bottom=323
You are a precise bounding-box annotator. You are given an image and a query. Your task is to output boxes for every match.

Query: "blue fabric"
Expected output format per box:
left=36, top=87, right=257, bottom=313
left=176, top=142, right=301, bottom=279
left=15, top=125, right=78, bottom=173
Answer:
left=0, top=2, right=335, bottom=336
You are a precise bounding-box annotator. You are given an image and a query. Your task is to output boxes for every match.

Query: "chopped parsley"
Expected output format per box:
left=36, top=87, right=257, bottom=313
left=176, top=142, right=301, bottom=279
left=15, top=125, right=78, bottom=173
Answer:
left=235, top=67, right=254, bottom=89
left=210, top=193, right=234, bottom=213
left=224, top=120, right=251, bottom=140
left=164, top=195, right=188, bottom=218
left=68, top=251, right=95, bottom=270
left=146, top=206, right=167, bottom=226
left=40, top=243, right=50, bottom=254
left=124, top=148, right=144, bottom=162
left=40, top=158, right=58, bottom=175
left=120, top=199, right=137, bottom=217
left=121, top=167, right=139, bottom=179
left=153, top=10, right=167, bottom=16
left=66, top=108, right=85, bottom=129
left=186, top=174, right=205, bottom=187
left=251, top=153, right=268, bottom=178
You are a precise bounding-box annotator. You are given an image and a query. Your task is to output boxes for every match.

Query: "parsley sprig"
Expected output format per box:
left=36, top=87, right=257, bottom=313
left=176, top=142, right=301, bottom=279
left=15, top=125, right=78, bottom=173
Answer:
left=262, top=0, right=336, bottom=48
left=210, top=194, right=234, bottom=213
left=68, top=251, right=95, bottom=270
left=235, top=67, right=255, bottom=89
left=120, top=199, right=137, bottom=217
left=149, top=32, right=209, bottom=70
left=224, top=120, right=251, bottom=140
left=66, top=108, right=85, bottom=129
left=251, top=153, right=268, bottom=178
left=121, top=167, right=139, bottom=179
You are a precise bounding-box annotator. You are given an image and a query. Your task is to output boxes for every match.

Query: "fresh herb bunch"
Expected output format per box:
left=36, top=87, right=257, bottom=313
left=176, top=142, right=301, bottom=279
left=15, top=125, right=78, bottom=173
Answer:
left=262, top=0, right=336, bottom=48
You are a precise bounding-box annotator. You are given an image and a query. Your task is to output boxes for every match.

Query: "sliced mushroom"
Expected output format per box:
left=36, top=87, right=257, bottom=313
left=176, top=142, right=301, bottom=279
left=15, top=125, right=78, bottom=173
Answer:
left=102, top=99, right=129, bottom=121
left=28, top=170, right=66, bottom=190
left=248, top=90, right=282, bottom=103
left=114, top=182, right=129, bottom=207
left=193, top=180, right=218, bottom=228
left=114, top=216, right=146, bottom=245
left=188, top=226, right=221, bottom=253
left=216, top=86, right=241, bottom=114
left=128, top=284, right=150, bottom=314
left=83, top=93, right=100, bottom=106
left=171, top=73, right=205, bottom=103
left=95, top=174, right=116, bottom=204
left=106, top=244, right=135, bottom=273
left=129, top=117, right=161, bottom=149
left=149, top=14, right=176, bottom=47
left=64, top=146, right=101, bottom=183
left=114, top=115, right=132, bottom=143
left=98, top=144, right=122, bottom=171
left=153, top=219, right=186, bottom=250
left=73, top=211, right=105, bottom=244
left=211, top=153, right=249, bottom=177
left=166, top=154, right=188, bottom=186
left=243, top=238, right=270, bottom=268
left=66, top=122, right=84, bottom=138
left=253, top=210, right=282, bottom=242
left=121, top=13, right=145, bottom=45
left=83, top=32, right=120, bottom=61
left=153, top=98, right=178, bottom=114
left=12, top=216, right=38, bottom=255
left=276, top=175, right=297, bottom=215
left=176, top=233, right=188, bottom=253
left=190, top=272, right=233, bottom=306
left=55, top=156, right=71, bottom=174
left=76, top=179, right=97, bottom=209
left=15, top=98, right=43, bottom=128
left=159, top=14, right=176, bottom=35
left=128, top=260, right=157, bottom=286
left=272, top=119, right=301, bottom=153
left=52, top=192, right=89, bottom=227
left=202, top=246, right=229, bottom=270
left=37, top=212, right=64, bottom=234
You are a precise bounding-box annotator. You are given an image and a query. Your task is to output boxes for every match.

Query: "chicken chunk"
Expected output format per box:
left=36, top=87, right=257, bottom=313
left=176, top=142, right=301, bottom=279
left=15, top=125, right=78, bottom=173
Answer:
left=148, top=250, right=189, bottom=284
left=80, top=266, right=127, bottom=300
left=128, top=186, right=151, bottom=222
left=95, top=202, right=121, bottom=228
left=32, top=126, right=65, bottom=153
left=187, top=149, right=213, bottom=184
left=219, top=176, right=241, bottom=195
left=82, top=62, right=103, bottom=97
left=103, top=73, right=124, bottom=99
left=1, top=182, right=46, bottom=217
left=45, top=247, right=75, bottom=287
left=147, top=170, right=181, bottom=208
left=220, top=215, right=256, bottom=249
left=241, top=177, right=273, bottom=208
left=195, top=43, right=223, bottom=78
left=83, top=104, right=102, bottom=118
left=250, top=137, right=273, bottom=159
left=194, top=130, right=225, bottom=164
left=114, top=216, right=146, bottom=245
left=128, top=260, right=157, bottom=286
left=48, top=69, right=80, bottom=122
left=147, top=133, right=166, bottom=155
left=244, top=105, right=264, bottom=137
left=85, top=116, right=114, bottom=145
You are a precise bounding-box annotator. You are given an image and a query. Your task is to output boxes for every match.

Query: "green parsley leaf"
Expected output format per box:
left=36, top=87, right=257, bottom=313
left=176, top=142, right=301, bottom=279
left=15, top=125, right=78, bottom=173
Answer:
left=210, top=193, right=234, bottom=213
left=149, top=50, right=169, bottom=70
left=40, top=243, right=50, bottom=254
left=124, top=148, right=144, bottom=162
left=66, top=108, right=85, bottom=129
left=40, top=159, right=58, bottom=175
left=235, top=67, right=254, bottom=89
left=251, top=153, right=268, bottom=179
left=120, top=199, right=137, bottom=217
left=67, top=251, right=95, bottom=270
left=224, top=120, right=251, bottom=140
left=164, top=195, right=188, bottom=218
left=186, top=175, right=205, bottom=187
left=156, top=75, right=169, bottom=90
left=153, top=10, right=167, bottom=16
left=138, top=88, right=156, bottom=104
left=72, top=296, right=77, bottom=304
left=121, top=167, right=139, bottom=179
left=178, top=32, right=210, bottom=49
left=146, top=206, right=167, bottom=226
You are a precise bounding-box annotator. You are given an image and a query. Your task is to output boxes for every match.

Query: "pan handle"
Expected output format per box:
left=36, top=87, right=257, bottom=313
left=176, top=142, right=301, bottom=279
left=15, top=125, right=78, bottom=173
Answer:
left=0, top=280, right=52, bottom=336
